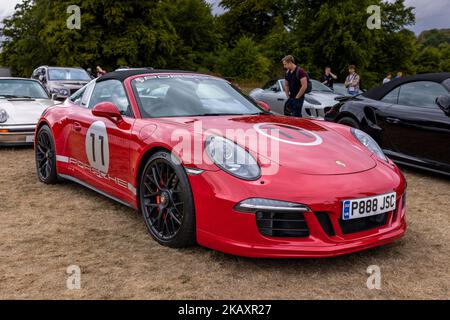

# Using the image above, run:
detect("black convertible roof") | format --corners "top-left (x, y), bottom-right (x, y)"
top-left (363, 72), bottom-right (450, 101)
top-left (97, 68), bottom-right (198, 82)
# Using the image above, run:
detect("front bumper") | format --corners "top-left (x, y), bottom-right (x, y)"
top-left (0, 125), bottom-right (35, 146)
top-left (188, 162), bottom-right (407, 258)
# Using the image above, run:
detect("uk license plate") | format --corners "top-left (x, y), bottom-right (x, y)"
top-left (342, 192), bottom-right (396, 220)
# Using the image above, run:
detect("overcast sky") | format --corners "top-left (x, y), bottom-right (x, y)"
top-left (1, 0), bottom-right (449, 34)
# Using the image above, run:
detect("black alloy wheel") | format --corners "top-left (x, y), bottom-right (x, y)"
top-left (35, 125), bottom-right (58, 184)
top-left (139, 151), bottom-right (196, 248)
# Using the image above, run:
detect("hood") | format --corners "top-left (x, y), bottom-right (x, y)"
top-left (158, 114), bottom-right (377, 175)
top-left (308, 91), bottom-right (341, 106)
top-left (0, 98), bottom-right (55, 124)
top-left (48, 80), bottom-right (89, 89)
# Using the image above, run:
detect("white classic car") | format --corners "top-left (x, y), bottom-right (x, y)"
top-left (0, 78), bottom-right (56, 146)
top-left (249, 79), bottom-right (342, 119)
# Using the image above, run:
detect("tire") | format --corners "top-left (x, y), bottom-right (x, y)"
top-left (284, 102), bottom-right (292, 116)
top-left (338, 116), bottom-right (360, 129)
top-left (139, 151), bottom-right (196, 248)
top-left (35, 125), bottom-right (58, 184)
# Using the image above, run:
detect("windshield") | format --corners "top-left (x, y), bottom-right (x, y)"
top-left (311, 79), bottom-right (333, 92)
top-left (48, 68), bottom-right (91, 81)
top-left (132, 75), bottom-right (264, 118)
top-left (279, 79), bottom-right (333, 93)
top-left (0, 79), bottom-right (48, 99)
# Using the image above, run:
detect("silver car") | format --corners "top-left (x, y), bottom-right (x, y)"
top-left (0, 78), bottom-right (56, 146)
top-left (250, 79), bottom-right (341, 119)
top-left (31, 66), bottom-right (92, 100)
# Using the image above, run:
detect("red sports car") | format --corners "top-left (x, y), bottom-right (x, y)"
top-left (34, 69), bottom-right (407, 258)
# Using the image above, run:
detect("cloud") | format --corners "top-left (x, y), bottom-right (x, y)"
top-left (402, 0), bottom-right (450, 34)
top-left (0, 0), bottom-right (21, 19)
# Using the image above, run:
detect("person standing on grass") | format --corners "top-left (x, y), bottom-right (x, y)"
top-left (321, 67), bottom-right (337, 89)
top-left (282, 55), bottom-right (308, 117)
top-left (345, 65), bottom-right (360, 96)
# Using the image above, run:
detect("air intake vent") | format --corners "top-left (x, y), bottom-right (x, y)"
top-left (256, 211), bottom-right (309, 238)
top-left (315, 212), bottom-right (335, 236)
top-left (339, 213), bottom-right (388, 234)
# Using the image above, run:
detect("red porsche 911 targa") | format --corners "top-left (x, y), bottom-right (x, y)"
top-left (34, 69), bottom-right (407, 258)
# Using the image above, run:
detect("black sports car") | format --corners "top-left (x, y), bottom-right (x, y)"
top-left (325, 73), bottom-right (450, 176)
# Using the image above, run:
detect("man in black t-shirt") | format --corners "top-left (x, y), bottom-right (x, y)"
top-left (320, 67), bottom-right (337, 89)
top-left (282, 55), bottom-right (307, 117)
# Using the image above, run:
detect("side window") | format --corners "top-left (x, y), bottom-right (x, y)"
top-left (381, 87), bottom-right (400, 104)
top-left (263, 80), bottom-right (277, 90)
top-left (88, 80), bottom-right (131, 115)
top-left (69, 87), bottom-right (86, 106)
top-left (80, 82), bottom-right (95, 108)
top-left (69, 81), bottom-right (94, 107)
top-left (398, 81), bottom-right (448, 108)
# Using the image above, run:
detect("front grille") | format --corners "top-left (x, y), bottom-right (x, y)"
top-left (256, 211), bottom-right (309, 238)
top-left (339, 213), bottom-right (388, 235)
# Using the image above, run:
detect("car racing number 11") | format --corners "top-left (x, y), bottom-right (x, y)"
top-left (85, 121), bottom-right (110, 173)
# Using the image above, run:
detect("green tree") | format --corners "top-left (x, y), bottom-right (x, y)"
top-left (1, 0), bottom-right (218, 76)
top-left (215, 36), bottom-right (271, 81)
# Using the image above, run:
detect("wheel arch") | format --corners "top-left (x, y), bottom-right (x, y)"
top-left (335, 111), bottom-right (361, 126)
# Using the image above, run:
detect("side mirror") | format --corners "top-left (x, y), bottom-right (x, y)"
top-left (92, 102), bottom-right (123, 123)
top-left (51, 93), bottom-right (58, 101)
top-left (270, 87), bottom-right (279, 92)
top-left (39, 75), bottom-right (46, 83)
top-left (436, 95), bottom-right (450, 115)
top-left (257, 101), bottom-right (271, 112)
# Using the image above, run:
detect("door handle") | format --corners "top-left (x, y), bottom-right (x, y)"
top-left (277, 98), bottom-right (285, 101)
top-left (73, 122), bottom-right (82, 132)
top-left (386, 117), bottom-right (401, 124)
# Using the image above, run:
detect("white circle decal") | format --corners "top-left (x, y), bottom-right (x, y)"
top-left (86, 121), bottom-right (110, 173)
top-left (254, 122), bottom-right (323, 146)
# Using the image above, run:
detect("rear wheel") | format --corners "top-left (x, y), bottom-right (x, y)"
top-left (284, 102), bottom-right (292, 116)
top-left (35, 125), bottom-right (58, 184)
top-left (338, 116), bottom-right (360, 129)
top-left (139, 151), bottom-right (196, 248)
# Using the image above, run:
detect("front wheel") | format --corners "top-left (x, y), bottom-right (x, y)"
top-left (139, 151), bottom-right (196, 248)
top-left (35, 125), bottom-right (58, 184)
top-left (337, 117), bottom-right (360, 129)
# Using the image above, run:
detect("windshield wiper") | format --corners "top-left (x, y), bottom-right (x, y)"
top-left (1, 94), bottom-right (35, 99)
top-left (192, 113), bottom-right (244, 117)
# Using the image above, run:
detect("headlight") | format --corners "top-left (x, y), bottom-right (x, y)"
top-left (51, 88), bottom-right (69, 96)
top-left (205, 136), bottom-right (261, 180)
top-left (0, 109), bottom-right (8, 123)
top-left (351, 128), bottom-right (388, 162)
top-left (304, 96), bottom-right (321, 105)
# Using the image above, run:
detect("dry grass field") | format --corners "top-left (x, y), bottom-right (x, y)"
top-left (0, 147), bottom-right (449, 299)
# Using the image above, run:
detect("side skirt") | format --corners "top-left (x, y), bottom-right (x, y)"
top-left (58, 174), bottom-right (137, 209)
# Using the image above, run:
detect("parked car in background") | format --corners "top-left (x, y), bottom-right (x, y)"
top-left (325, 73), bottom-right (450, 176)
top-left (249, 79), bottom-right (341, 119)
top-left (333, 83), bottom-right (363, 96)
top-left (31, 66), bottom-right (92, 101)
top-left (0, 78), bottom-right (56, 146)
